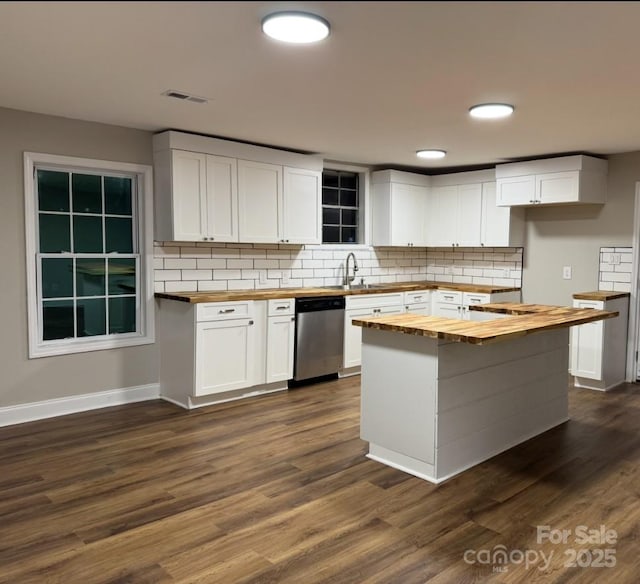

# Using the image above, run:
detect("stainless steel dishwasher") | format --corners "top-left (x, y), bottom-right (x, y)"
top-left (293, 296), bottom-right (345, 382)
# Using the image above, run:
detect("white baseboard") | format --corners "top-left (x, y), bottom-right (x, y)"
top-left (0, 383), bottom-right (160, 428)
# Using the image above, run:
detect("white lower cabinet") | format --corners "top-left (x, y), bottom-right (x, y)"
top-left (158, 298), bottom-right (295, 408)
top-left (195, 318), bottom-right (257, 395)
top-left (404, 290), bottom-right (431, 315)
top-left (266, 299), bottom-right (295, 383)
top-left (432, 290), bottom-right (521, 319)
top-left (343, 293), bottom-right (404, 371)
top-left (570, 295), bottom-right (629, 391)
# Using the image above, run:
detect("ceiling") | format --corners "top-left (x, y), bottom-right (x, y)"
top-left (2, 1), bottom-right (640, 172)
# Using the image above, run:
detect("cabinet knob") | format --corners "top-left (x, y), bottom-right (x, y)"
top-left (248, 320), bottom-right (254, 326)
top-left (480, 243), bottom-right (484, 246)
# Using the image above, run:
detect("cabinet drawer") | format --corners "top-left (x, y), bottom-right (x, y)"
top-left (463, 292), bottom-right (490, 306)
top-left (345, 292), bottom-right (404, 310)
top-left (268, 298), bottom-right (294, 316)
top-left (196, 301), bottom-right (253, 322)
top-left (404, 290), bottom-right (431, 305)
top-left (573, 299), bottom-right (604, 311)
top-left (434, 290), bottom-right (462, 305)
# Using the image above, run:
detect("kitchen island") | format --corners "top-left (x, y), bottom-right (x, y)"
top-left (352, 303), bottom-right (617, 483)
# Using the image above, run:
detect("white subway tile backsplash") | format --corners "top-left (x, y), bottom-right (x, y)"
top-left (154, 243), bottom-right (523, 293)
top-left (599, 246), bottom-right (633, 291)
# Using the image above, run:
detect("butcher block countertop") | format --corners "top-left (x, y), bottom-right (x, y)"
top-left (155, 281), bottom-right (520, 303)
top-left (352, 302), bottom-right (617, 345)
top-left (572, 291), bottom-right (630, 301)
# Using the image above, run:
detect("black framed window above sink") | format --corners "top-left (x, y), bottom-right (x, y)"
top-left (322, 170), bottom-right (359, 244)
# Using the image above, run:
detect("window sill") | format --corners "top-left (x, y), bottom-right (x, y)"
top-left (29, 333), bottom-right (155, 359)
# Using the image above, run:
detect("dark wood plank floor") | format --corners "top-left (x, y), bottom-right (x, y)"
top-left (1, 377), bottom-right (639, 583)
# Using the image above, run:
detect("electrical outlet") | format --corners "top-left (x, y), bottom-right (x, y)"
top-left (502, 268), bottom-right (510, 278)
top-left (258, 271), bottom-right (267, 285)
top-left (562, 266), bottom-right (572, 280)
top-left (281, 271), bottom-right (290, 285)
top-left (445, 265), bottom-right (453, 275)
top-left (611, 253), bottom-right (621, 265)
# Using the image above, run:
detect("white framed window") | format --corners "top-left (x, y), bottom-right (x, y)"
top-left (24, 152), bottom-right (154, 358)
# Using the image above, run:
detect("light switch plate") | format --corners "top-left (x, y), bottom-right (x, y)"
top-left (259, 271), bottom-right (267, 285)
top-left (281, 271), bottom-right (290, 285)
top-left (562, 266), bottom-right (572, 280)
top-left (611, 253), bottom-right (621, 265)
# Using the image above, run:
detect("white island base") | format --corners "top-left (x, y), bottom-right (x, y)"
top-left (360, 327), bottom-right (570, 484)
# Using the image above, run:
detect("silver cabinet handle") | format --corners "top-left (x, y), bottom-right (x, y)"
top-left (218, 308), bottom-right (235, 314)
top-left (276, 305), bottom-right (288, 310)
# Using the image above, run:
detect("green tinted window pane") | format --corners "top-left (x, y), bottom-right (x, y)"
top-left (72, 174), bottom-right (102, 214)
top-left (340, 190), bottom-right (358, 208)
top-left (73, 215), bottom-right (103, 253)
top-left (105, 217), bottom-right (133, 253)
top-left (104, 177), bottom-right (132, 215)
top-left (42, 258), bottom-right (73, 298)
top-left (76, 259), bottom-right (106, 297)
top-left (340, 173), bottom-right (358, 190)
top-left (322, 171), bottom-right (339, 188)
top-left (322, 225), bottom-right (340, 243)
top-left (109, 297), bottom-right (136, 334)
top-left (38, 170), bottom-right (69, 212)
top-left (42, 300), bottom-right (75, 340)
top-left (342, 209), bottom-right (358, 226)
top-left (341, 227), bottom-right (357, 243)
top-left (39, 213), bottom-right (71, 252)
top-left (108, 258), bottom-right (136, 295)
top-left (77, 298), bottom-right (106, 337)
top-left (322, 187), bottom-right (339, 205)
top-left (322, 208), bottom-right (340, 225)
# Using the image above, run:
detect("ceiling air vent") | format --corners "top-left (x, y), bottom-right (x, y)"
top-left (162, 89), bottom-right (209, 104)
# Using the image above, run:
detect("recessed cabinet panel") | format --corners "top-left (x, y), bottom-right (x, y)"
top-left (206, 155), bottom-right (238, 242)
top-left (238, 160), bottom-right (282, 243)
top-left (283, 167), bottom-right (321, 244)
top-left (537, 171), bottom-right (579, 204)
top-left (266, 315), bottom-right (295, 382)
top-left (195, 319), bottom-right (254, 395)
top-left (428, 186), bottom-right (457, 246)
top-left (172, 150), bottom-right (207, 241)
top-left (456, 184), bottom-right (482, 247)
top-left (496, 175), bottom-right (535, 206)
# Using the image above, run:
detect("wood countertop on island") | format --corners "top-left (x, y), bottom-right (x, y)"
top-left (351, 302), bottom-right (617, 345)
top-left (572, 290), bottom-right (630, 301)
top-left (155, 281), bottom-right (521, 303)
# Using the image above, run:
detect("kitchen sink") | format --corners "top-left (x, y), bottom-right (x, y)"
top-left (323, 284), bottom-right (387, 290)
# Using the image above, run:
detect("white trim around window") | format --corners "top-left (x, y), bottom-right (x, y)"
top-left (24, 152), bottom-right (155, 358)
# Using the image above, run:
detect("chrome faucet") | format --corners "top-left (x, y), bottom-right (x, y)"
top-left (344, 252), bottom-right (359, 287)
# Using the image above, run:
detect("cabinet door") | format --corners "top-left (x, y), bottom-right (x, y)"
top-left (206, 155), bottom-right (238, 242)
top-left (481, 182), bottom-right (510, 246)
top-left (344, 308), bottom-right (373, 369)
top-left (195, 319), bottom-right (256, 395)
top-left (405, 303), bottom-right (430, 315)
top-left (427, 186), bottom-right (457, 246)
top-left (171, 150), bottom-right (207, 241)
top-left (462, 293), bottom-right (490, 320)
top-left (391, 183), bottom-right (427, 246)
top-left (496, 175), bottom-right (535, 206)
top-left (432, 302), bottom-right (462, 318)
top-left (266, 315), bottom-right (295, 383)
top-left (238, 160), bottom-right (282, 243)
top-left (282, 167), bottom-right (321, 244)
top-left (537, 171), bottom-right (579, 204)
top-left (570, 300), bottom-right (604, 379)
top-left (456, 183), bottom-right (482, 247)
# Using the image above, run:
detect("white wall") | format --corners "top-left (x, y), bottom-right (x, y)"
top-left (522, 152), bottom-right (640, 305)
top-left (0, 107), bottom-right (158, 407)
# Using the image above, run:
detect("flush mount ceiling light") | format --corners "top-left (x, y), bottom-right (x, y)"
top-left (416, 149), bottom-right (447, 160)
top-left (262, 12), bottom-right (330, 43)
top-left (469, 103), bottom-right (514, 119)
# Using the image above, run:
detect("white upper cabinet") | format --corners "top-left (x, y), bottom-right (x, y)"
top-left (153, 131), bottom-right (323, 244)
top-left (282, 167), bottom-right (321, 244)
top-left (496, 155), bottom-right (608, 207)
top-left (480, 182), bottom-right (525, 247)
top-left (206, 155), bottom-right (238, 242)
top-left (427, 181), bottom-right (481, 247)
top-left (371, 170), bottom-right (430, 246)
top-left (238, 160), bottom-right (282, 243)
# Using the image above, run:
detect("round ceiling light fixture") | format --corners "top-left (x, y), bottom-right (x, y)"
top-left (416, 149), bottom-right (447, 160)
top-left (262, 12), bottom-right (330, 44)
top-left (469, 103), bottom-right (514, 119)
